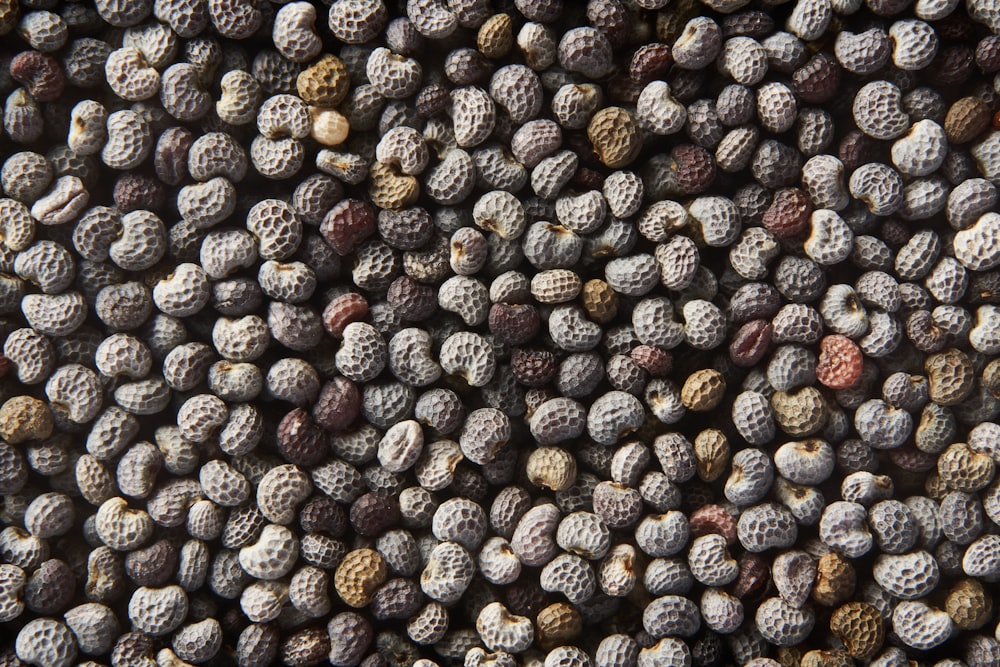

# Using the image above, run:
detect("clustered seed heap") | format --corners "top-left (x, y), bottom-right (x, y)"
top-left (3, 0), bottom-right (1000, 666)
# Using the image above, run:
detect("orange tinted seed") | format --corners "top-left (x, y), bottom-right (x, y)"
top-left (816, 335), bottom-right (863, 390)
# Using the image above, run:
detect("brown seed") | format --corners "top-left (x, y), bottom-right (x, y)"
top-left (588, 107), bottom-right (642, 168)
top-left (888, 445), bottom-right (937, 473)
top-left (280, 627), bottom-right (331, 667)
top-left (477, 14), bottom-right (513, 59)
top-left (655, 0), bottom-right (700, 41)
top-left (800, 649), bottom-right (855, 667)
top-left (925, 348), bottom-right (975, 406)
top-left (297, 54), bottom-right (351, 106)
top-left (631, 345), bottom-right (672, 378)
top-left (667, 144), bottom-right (716, 195)
top-left (334, 548), bottom-right (387, 608)
top-left (0, 396), bottom-right (54, 445)
top-left (792, 52), bottom-right (841, 104)
top-left (688, 504), bottom-right (737, 544)
top-left (830, 601), bottom-right (884, 659)
top-left (629, 43), bottom-right (673, 84)
top-left (9, 51), bottom-right (64, 102)
top-left (581, 279), bottom-right (619, 324)
top-left (489, 303), bottom-right (540, 346)
top-left (983, 358), bottom-right (1000, 398)
top-left (771, 387), bottom-right (828, 436)
top-left (526, 447), bottom-right (577, 492)
top-left (277, 408), bottom-right (328, 467)
top-left (812, 552), bottom-right (855, 606)
top-left (511, 348), bottom-right (557, 388)
top-left (368, 162), bottom-right (419, 211)
top-left (693, 428), bottom-right (730, 482)
top-left (734, 553), bottom-right (770, 601)
top-left (681, 369), bottom-right (726, 411)
top-left (729, 319), bottom-right (773, 367)
top-left (313, 377), bottom-right (361, 433)
top-left (816, 335), bottom-right (863, 390)
top-left (762, 188), bottom-right (812, 239)
top-left (925, 45), bottom-right (975, 87)
top-left (838, 130), bottom-right (879, 171)
top-left (323, 292), bottom-right (369, 338)
top-left (350, 493), bottom-right (401, 537)
top-left (944, 96), bottom-right (991, 144)
top-left (945, 578), bottom-right (993, 630)
top-left (535, 602), bottom-right (583, 650)
top-left (505, 576), bottom-right (549, 617)
top-left (320, 199), bottom-right (377, 256)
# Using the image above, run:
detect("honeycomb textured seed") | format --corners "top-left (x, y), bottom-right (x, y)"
top-left (3, 0), bottom-right (1000, 661)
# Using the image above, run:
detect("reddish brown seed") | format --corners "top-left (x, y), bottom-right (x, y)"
top-left (670, 144), bottom-right (716, 195)
top-left (629, 42), bottom-right (673, 83)
top-left (489, 303), bottom-right (540, 346)
top-left (0, 355), bottom-right (10, 380)
top-left (300, 495), bottom-right (347, 536)
top-left (688, 504), bottom-right (738, 545)
top-left (570, 166), bottom-right (605, 191)
top-left (976, 35), bottom-right (1000, 73)
top-left (879, 219), bottom-right (910, 248)
top-left (631, 345), bottom-right (672, 378)
top-left (605, 75), bottom-right (644, 106)
top-left (816, 335), bottom-right (863, 390)
top-left (350, 493), bottom-right (401, 537)
top-left (505, 575), bottom-right (550, 617)
top-left (313, 377), bottom-right (361, 432)
top-left (387, 276), bottom-right (437, 321)
top-left (277, 408), bottom-right (329, 467)
top-left (416, 83), bottom-right (450, 118)
top-left (9, 51), bottom-right (65, 102)
top-left (734, 553), bottom-right (770, 602)
top-left (793, 53), bottom-right (841, 104)
top-left (323, 292), bottom-right (369, 338)
top-left (925, 46), bottom-right (974, 87)
top-left (320, 199), bottom-right (377, 256)
top-left (762, 188), bottom-right (812, 239)
top-left (511, 347), bottom-right (557, 387)
top-left (888, 445), bottom-right (937, 473)
top-left (934, 12), bottom-right (976, 40)
top-left (565, 132), bottom-right (602, 168)
top-left (837, 130), bottom-right (880, 172)
top-left (113, 173), bottom-right (167, 212)
top-left (729, 320), bottom-right (773, 367)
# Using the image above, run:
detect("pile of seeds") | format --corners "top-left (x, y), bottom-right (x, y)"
top-left (2, 0), bottom-right (1000, 665)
